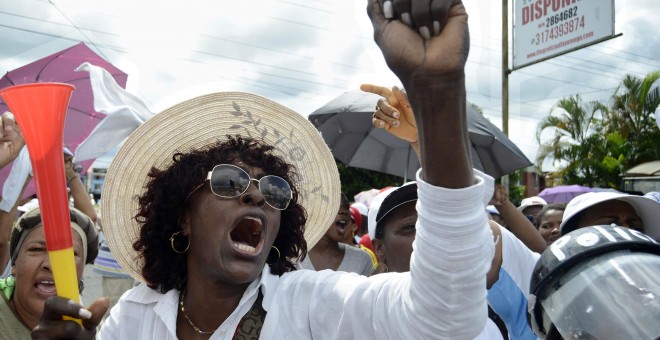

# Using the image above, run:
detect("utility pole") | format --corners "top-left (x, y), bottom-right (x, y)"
top-left (502, 0), bottom-right (510, 188)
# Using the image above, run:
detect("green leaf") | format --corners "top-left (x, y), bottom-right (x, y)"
top-left (602, 156), bottom-right (619, 171)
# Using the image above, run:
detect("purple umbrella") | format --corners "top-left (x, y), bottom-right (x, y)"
top-left (0, 42), bottom-right (128, 199)
top-left (538, 184), bottom-right (594, 203)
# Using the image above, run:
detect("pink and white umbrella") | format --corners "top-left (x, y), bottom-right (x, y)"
top-left (0, 42), bottom-right (128, 201)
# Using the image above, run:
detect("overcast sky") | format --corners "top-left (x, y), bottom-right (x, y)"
top-left (1, 0), bottom-right (659, 170)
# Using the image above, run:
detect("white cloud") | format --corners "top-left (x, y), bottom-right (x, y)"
top-left (2, 0), bottom-right (660, 170)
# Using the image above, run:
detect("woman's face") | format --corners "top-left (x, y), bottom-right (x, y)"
top-left (576, 200), bottom-right (643, 231)
top-left (538, 209), bottom-right (563, 245)
top-left (324, 206), bottom-right (350, 243)
top-left (11, 226), bottom-right (85, 319)
top-left (183, 161), bottom-right (282, 285)
top-left (374, 201), bottom-right (417, 272)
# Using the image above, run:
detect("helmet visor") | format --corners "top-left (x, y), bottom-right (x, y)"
top-left (541, 251), bottom-right (660, 340)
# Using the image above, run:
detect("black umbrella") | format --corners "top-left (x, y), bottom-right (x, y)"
top-left (309, 90), bottom-right (532, 179)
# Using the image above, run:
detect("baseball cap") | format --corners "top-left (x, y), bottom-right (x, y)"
top-left (517, 196), bottom-right (547, 213)
top-left (560, 191), bottom-right (660, 239)
top-left (350, 202), bottom-right (368, 216)
top-left (350, 202), bottom-right (369, 236)
top-left (368, 182), bottom-right (417, 240)
top-left (349, 205), bottom-right (363, 230)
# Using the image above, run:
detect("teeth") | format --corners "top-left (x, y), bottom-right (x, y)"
top-left (245, 216), bottom-right (263, 226)
top-left (39, 281), bottom-right (54, 285)
top-left (234, 242), bottom-right (257, 253)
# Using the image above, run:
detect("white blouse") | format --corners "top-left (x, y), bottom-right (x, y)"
top-left (99, 169), bottom-right (495, 340)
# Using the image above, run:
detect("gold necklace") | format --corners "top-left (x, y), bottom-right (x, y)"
top-left (179, 289), bottom-right (217, 335)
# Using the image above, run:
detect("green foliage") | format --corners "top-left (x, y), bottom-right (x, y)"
top-left (505, 169), bottom-right (526, 206)
top-left (537, 71), bottom-right (660, 189)
top-left (601, 156), bottom-right (619, 172)
top-left (336, 162), bottom-right (403, 201)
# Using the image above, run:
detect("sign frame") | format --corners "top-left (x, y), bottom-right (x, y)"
top-left (512, 0), bottom-right (617, 70)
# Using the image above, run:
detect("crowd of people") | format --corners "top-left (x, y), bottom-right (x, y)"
top-left (0, 0), bottom-right (659, 339)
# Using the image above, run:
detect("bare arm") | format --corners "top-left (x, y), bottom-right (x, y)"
top-left (490, 184), bottom-right (546, 253)
top-left (65, 158), bottom-right (97, 223)
top-left (0, 111), bottom-right (25, 169)
top-left (0, 111), bottom-right (26, 273)
top-left (368, 1), bottom-right (493, 338)
top-left (369, 0), bottom-right (472, 187)
top-left (0, 204), bottom-right (16, 274)
top-left (0, 177), bottom-right (31, 273)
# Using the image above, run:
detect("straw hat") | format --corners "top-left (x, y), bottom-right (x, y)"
top-left (101, 92), bottom-right (340, 282)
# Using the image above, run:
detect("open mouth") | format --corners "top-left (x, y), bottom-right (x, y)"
top-left (230, 216), bottom-right (264, 254)
top-left (335, 220), bottom-right (346, 234)
top-left (35, 280), bottom-right (57, 295)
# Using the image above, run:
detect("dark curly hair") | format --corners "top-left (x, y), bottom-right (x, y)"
top-left (133, 135), bottom-right (308, 293)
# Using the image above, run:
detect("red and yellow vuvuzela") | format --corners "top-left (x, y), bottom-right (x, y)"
top-left (0, 83), bottom-right (81, 324)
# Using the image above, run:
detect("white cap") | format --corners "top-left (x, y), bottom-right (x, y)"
top-left (560, 192), bottom-right (660, 239)
top-left (367, 182), bottom-right (417, 240)
top-left (518, 196), bottom-right (547, 213)
top-left (350, 202), bottom-right (368, 216)
top-left (17, 198), bottom-right (39, 213)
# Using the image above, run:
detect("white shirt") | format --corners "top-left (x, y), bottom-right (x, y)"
top-left (487, 226), bottom-right (541, 340)
top-left (99, 170), bottom-right (495, 340)
top-left (299, 242), bottom-right (373, 276)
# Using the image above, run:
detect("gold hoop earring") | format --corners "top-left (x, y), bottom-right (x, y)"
top-left (170, 231), bottom-right (190, 254)
top-left (267, 246), bottom-right (281, 265)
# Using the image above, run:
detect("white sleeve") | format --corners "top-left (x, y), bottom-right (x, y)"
top-left (265, 169), bottom-right (495, 340)
top-left (97, 303), bottom-right (120, 340)
top-left (406, 169), bottom-right (495, 339)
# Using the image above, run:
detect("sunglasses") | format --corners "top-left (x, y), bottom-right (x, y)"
top-left (188, 164), bottom-right (292, 210)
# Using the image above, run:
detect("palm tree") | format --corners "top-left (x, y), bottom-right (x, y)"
top-left (535, 95), bottom-right (604, 175)
top-left (609, 71), bottom-right (660, 164)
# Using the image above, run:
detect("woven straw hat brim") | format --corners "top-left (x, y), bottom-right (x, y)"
top-left (101, 92), bottom-right (340, 282)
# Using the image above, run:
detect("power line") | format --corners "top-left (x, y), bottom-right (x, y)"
top-left (591, 45), bottom-right (660, 69)
top-left (0, 23), bottom-right (352, 91)
top-left (198, 33), bottom-right (362, 72)
top-left (472, 32), bottom-right (660, 74)
top-left (47, 0), bottom-right (111, 61)
top-left (470, 40), bottom-right (639, 83)
top-left (276, 0), bottom-right (334, 14)
top-left (4, 3), bottom-right (657, 114)
top-left (1, 10), bottom-right (364, 81)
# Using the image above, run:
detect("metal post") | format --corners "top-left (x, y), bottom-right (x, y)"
top-left (501, 0), bottom-right (511, 189)
top-left (502, 0), bottom-right (509, 137)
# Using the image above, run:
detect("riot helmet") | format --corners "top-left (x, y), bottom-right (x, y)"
top-left (528, 225), bottom-right (660, 339)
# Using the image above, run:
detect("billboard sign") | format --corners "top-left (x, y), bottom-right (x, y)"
top-left (513, 0), bottom-right (615, 69)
